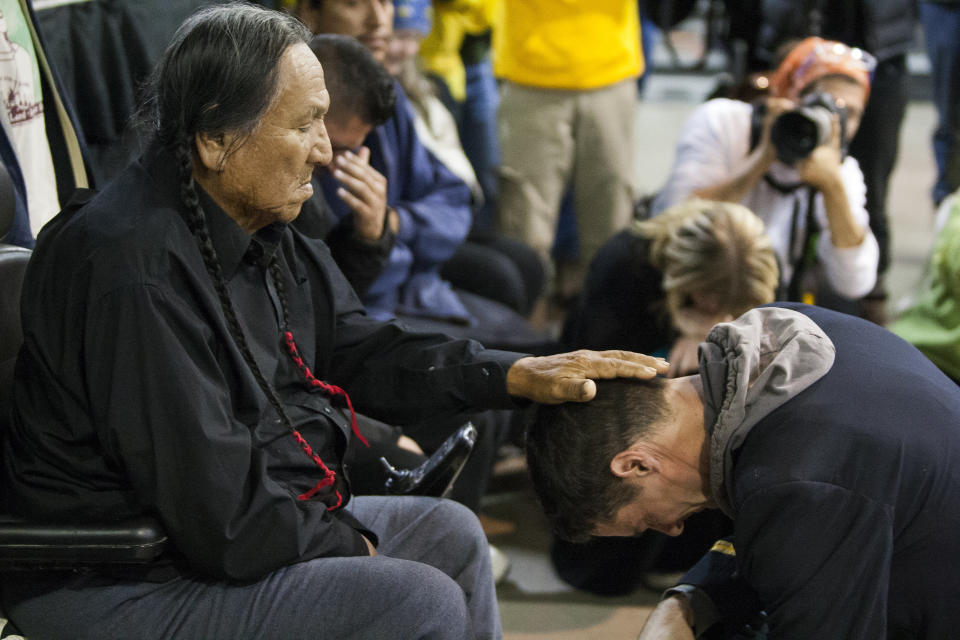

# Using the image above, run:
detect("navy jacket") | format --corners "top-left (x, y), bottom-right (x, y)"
top-left (690, 304), bottom-right (960, 638)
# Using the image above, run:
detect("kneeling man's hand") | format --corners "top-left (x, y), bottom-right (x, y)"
top-left (506, 350), bottom-right (669, 404)
top-left (637, 594), bottom-right (695, 640)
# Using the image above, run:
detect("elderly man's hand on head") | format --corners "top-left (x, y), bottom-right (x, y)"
top-left (506, 350), bottom-right (669, 404)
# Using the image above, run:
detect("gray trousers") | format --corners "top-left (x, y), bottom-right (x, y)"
top-left (1, 496), bottom-right (501, 639)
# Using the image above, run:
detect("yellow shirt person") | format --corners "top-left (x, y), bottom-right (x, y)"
top-left (492, 0), bottom-right (643, 90)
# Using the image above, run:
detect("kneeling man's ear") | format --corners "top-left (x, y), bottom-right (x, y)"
top-left (610, 447), bottom-right (657, 478)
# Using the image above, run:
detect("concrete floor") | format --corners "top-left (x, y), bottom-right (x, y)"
top-left (491, 66), bottom-right (941, 640)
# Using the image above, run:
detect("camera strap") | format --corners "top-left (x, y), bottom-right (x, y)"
top-left (785, 187), bottom-right (821, 302)
top-left (748, 101), bottom-right (765, 153)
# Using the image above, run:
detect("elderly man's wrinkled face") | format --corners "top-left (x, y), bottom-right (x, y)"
top-left (297, 0), bottom-right (394, 63)
top-left (200, 43), bottom-right (332, 232)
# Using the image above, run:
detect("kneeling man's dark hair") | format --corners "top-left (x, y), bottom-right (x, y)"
top-left (526, 378), bottom-right (668, 542)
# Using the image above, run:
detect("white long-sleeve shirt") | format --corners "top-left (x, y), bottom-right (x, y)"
top-left (652, 98), bottom-right (879, 299)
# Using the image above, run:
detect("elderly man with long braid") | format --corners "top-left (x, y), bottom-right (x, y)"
top-left (0, 4), bottom-right (666, 639)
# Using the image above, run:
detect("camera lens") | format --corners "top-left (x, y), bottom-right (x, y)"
top-left (771, 112), bottom-right (820, 164)
top-left (770, 103), bottom-right (835, 165)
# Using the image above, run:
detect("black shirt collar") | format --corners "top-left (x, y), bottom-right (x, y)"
top-left (195, 186), bottom-right (254, 278)
top-left (196, 188), bottom-right (295, 279)
top-left (143, 141), bottom-right (289, 279)
top-left (246, 222), bottom-right (287, 269)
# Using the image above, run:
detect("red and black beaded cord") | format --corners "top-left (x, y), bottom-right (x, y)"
top-left (281, 330), bottom-right (370, 505)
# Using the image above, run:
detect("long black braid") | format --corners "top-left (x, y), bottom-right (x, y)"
top-left (174, 137), bottom-right (289, 429)
top-left (141, 3), bottom-right (355, 507)
top-left (174, 135), bottom-right (347, 507)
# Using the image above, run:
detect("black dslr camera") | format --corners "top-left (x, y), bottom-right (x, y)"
top-left (768, 91), bottom-right (848, 165)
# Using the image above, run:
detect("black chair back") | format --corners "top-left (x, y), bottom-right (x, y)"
top-left (0, 162), bottom-right (16, 244)
top-left (0, 215), bottom-right (168, 570)
top-left (0, 245), bottom-right (29, 432)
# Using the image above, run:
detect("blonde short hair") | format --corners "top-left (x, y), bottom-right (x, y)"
top-left (634, 199), bottom-right (779, 318)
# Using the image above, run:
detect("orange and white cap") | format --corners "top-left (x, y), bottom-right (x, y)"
top-left (769, 37), bottom-right (876, 102)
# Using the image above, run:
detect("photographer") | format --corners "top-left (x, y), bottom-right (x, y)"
top-left (653, 37), bottom-right (879, 304)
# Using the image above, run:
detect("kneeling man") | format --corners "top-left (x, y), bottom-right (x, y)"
top-left (527, 303), bottom-right (960, 639)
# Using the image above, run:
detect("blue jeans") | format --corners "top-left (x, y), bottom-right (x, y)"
top-left (920, 2), bottom-right (960, 205)
top-left (460, 60), bottom-right (501, 231)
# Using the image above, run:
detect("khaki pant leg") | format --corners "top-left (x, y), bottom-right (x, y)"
top-left (497, 81), bottom-right (577, 267)
top-left (571, 78), bottom-right (638, 265)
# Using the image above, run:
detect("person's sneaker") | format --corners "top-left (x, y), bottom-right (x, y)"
top-left (489, 544), bottom-right (512, 584)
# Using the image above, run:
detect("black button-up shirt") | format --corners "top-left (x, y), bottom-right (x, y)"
top-left (3, 146), bottom-right (521, 581)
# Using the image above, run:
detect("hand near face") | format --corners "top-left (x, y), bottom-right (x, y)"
top-left (667, 336), bottom-right (702, 379)
top-left (669, 307), bottom-right (734, 378)
top-left (506, 350), bottom-right (669, 404)
top-left (332, 146), bottom-right (395, 240)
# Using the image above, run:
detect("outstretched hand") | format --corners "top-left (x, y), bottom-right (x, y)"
top-left (505, 350), bottom-right (669, 404)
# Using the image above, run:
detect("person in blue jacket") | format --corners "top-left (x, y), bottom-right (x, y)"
top-left (295, 0), bottom-right (473, 325)
top-left (320, 58), bottom-right (473, 324)
top-left (304, 16), bottom-right (552, 354)
top-left (527, 303), bottom-right (960, 639)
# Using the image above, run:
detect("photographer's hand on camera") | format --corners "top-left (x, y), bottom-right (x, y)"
top-left (795, 113), bottom-right (844, 191)
top-left (796, 115), bottom-right (866, 249)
